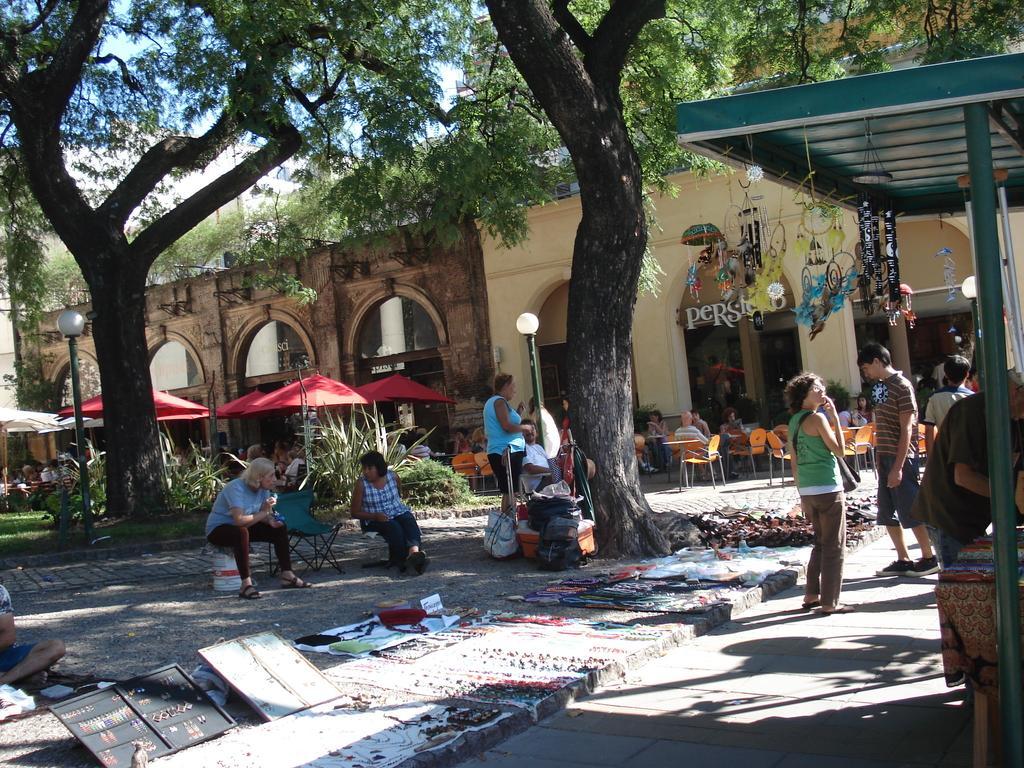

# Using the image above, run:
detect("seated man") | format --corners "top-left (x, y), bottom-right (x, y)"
top-left (520, 420), bottom-right (551, 492)
top-left (674, 411), bottom-right (709, 445)
top-left (0, 584), bottom-right (65, 686)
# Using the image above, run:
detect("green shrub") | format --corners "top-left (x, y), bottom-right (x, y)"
top-left (396, 459), bottom-right (476, 509)
top-left (305, 406), bottom-right (420, 507)
top-left (161, 437), bottom-right (226, 514)
top-left (825, 380), bottom-right (852, 411)
top-left (633, 403), bottom-right (657, 435)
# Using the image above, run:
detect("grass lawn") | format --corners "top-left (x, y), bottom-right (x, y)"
top-left (0, 510), bottom-right (206, 558)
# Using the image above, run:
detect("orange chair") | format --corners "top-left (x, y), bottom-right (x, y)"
top-left (851, 424), bottom-right (875, 472)
top-left (681, 435), bottom-right (726, 489)
top-left (765, 430), bottom-right (791, 486)
top-left (474, 451), bottom-right (498, 492)
top-left (773, 424), bottom-right (789, 442)
top-left (731, 427), bottom-right (768, 478)
top-left (451, 452), bottom-right (480, 490)
top-left (917, 423), bottom-right (928, 465)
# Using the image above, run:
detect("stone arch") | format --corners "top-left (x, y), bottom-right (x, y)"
top-left (229, 309), bottom-right (317, 379)
top-left (148, 332), bottom-right (206, 390)
top-left (345, 283), bottom-right (448, 361)
top-left (51, 351), bottom-right (102, 408)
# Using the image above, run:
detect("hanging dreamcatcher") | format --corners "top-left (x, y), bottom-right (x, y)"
top-left (793, 203), bottom-right (859, 339)
top-left (937, 247), bottom-right (957, 301)
top-left (723, 181), bottom-right (771, 288)
top-left (680, 223), bottom-right (723, 302)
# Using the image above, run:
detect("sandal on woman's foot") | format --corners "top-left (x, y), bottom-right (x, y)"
top-left (280, 575), bottom-right (312, 589)
top-left (238, 585), bottom-right (261, 600)
top-left (819, 604), bottom-right (854, 615)
top-left (801, 600), bottom-right (821, 611)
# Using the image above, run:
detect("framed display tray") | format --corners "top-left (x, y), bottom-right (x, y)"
top-left (199, 631), bottom-right (344, 721)
top-left (50, 664), bottom-right (235, 767)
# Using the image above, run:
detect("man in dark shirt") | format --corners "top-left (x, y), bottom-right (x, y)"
top-left (913, 369), bottom-right (1024, 567)
top-left (857, 342), bottom-right (938, 576)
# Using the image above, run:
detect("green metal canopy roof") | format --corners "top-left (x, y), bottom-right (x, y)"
top-left (676, 53), bottom-right (1024, 214)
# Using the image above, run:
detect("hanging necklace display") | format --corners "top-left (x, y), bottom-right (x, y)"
top-left (882, 204), bottom-right (903, 325)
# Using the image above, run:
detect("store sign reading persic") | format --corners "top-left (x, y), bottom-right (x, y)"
top-left (684, 298), bottom-right (750, 330)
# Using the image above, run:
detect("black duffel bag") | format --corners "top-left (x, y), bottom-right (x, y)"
top-left (526, 495), bottom-right (578, 532)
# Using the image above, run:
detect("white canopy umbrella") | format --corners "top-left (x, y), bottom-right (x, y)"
top-left (0, 408), bottom-right (61, 488)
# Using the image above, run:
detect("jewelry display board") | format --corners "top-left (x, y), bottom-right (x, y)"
top-left (49, 664), bottom-right (235, 767)
top-left (199, 631), bottom-right (344, 721)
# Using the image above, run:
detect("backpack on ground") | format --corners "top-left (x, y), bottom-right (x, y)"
top-left (536, 515), bottom-right (582, 571)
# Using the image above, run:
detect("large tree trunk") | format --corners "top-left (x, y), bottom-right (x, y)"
top-left (486, 0), bottom-right (674, 557)
top-left (87, 262), bottom-right (166, 517)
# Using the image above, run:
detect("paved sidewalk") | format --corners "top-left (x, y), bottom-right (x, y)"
top-left (458, 533), bottom-right (971, 768)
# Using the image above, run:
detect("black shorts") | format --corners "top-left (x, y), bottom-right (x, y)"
top-left (488, 451), bottom-right (524, 494)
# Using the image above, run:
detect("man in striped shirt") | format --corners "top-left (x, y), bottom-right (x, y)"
top-left (857, 343), bottom-right (939, 576)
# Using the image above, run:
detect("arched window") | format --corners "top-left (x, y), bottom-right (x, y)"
top-left (59, 358), bottom-right (102, 407)
top-left (150, 340), bottom-right (202, 390)
top-left (245, 321), bottom-right (310, 377)
top-left (358, 296), bottom-right (440, 359)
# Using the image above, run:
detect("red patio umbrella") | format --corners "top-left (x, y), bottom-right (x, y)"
top-left (58, 389), bottom-right (209, 421)
top-left (217, 389), bottom-right (271, 419)
top-left (357, 374), bottom-right (455, 405)
top-left (235, 373), bottom-right (368, 417)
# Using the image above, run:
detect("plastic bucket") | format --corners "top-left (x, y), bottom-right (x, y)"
top-left (211, 550), bottom-right (241, 592)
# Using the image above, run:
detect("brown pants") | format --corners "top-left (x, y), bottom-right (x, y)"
top-left (800, 491), bottom-right (846, 610)
top-left (207, 522), bottom-right (291, 580)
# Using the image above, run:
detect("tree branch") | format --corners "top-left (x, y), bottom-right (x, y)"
top-left (587, 0), bottom-right (666, 87)
top-left (552, 0), bottom-right (591, 53)
top-left (129, 122), bottom-right (301, 268)
top-left (10, 0), bottom-right (61, 36)
top-left (91, 52), bottom-right (143, 92)
top-left (97, 112), bottom-right (237, 228)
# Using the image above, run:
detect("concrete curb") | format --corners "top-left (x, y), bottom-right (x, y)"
top-left (398, 523), bottom-right (888, 768)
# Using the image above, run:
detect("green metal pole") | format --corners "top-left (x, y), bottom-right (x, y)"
top-left (964, 102), bottom-right (1023, 767)
top-left (969, 299), bottom-right (983, 391)
top-left (67, 336), bottom-right (94, 543)
top-left (525, 333), bottom-right (545, 446)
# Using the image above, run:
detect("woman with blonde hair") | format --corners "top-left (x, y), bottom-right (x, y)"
top-left (206, 457), bottom-right (311, 599)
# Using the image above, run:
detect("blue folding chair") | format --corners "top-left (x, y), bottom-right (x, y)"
top-left (268, 488), bottom-right (344, 574)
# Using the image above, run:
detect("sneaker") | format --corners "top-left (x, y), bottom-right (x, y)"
top-left (875, 559), bottom-right (914, 576)
top-left (910, 556), bottom-right (940, 576)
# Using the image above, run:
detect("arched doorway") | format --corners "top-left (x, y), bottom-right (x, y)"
top-left (536, 282), bottom-right (569, 415)
top-left (235, 319), bottom-right (314, 452)
top-left (356, 296), bottom-right (449, 445)
top-left (679, 272), bottom-right (800, 425)
top-left (150, 340), bottom-right (203, 391)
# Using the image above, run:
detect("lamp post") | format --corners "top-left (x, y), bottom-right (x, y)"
top-left (57, 310), bottom-right (93, 543)
top-left (961, 276), bottom-right (982, 390)
top-left (515, 312), bottom-right (544, 446)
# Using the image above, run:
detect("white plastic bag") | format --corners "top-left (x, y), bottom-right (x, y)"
top-left (484, 507), bottom-right (519, 559)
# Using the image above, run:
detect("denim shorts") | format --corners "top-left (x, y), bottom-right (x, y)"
top-left (0, 642), bottom-right (34, 673)
top-left (876, 453), bottom-right (922, 529)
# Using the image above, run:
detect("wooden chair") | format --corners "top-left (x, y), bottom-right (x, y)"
top-left (731, 427), bottom-right (768, 478)
top-left (851, 424), bottom-right (875, 472)
top-left (765, 430), bottom-right (791, 486)
top-left (681, 435), bottom-right (726, 489)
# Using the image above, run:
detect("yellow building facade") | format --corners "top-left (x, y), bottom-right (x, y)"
top-left (482, 170), bottom-right (1024, 427)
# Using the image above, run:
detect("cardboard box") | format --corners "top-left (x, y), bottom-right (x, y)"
top-left (517, 519), bottom-right (596, 559)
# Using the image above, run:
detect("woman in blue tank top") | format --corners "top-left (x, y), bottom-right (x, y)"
top-left (482, 373), bottom-right (527, 513)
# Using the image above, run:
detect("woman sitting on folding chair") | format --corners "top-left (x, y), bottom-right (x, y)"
top-left (206, 458), bottom-right (312, 600)
top-left (350, 451), bottom-right (428, 574)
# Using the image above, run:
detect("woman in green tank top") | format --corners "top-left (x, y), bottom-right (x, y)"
top-left (785, 373), bottom-right (853, 615)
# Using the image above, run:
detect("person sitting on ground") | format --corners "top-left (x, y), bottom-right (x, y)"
top-left (690, 410), bottom-right (711, 438)
top-left (520, 419), bottom-right (552, 492)
top-left (913, 368), bottom-right (1024, 567)
top-left (246, 443), bottom-right (264, 461)
top-left (647, 410), bottom-right (673, 468)
top-left (0, 584), bottom-right (65, 686)
top-left (921, 355), bottom-right (974, 455)
top-left (206, 458), bottom-right (311, 599)
top-left (350, 451), bottom-right (428, 574)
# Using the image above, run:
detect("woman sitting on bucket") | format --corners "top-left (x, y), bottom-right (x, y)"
top-left (351, 451), bottom-right (429, 574)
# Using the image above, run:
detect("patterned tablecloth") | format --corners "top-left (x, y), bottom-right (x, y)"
top-left (935, 530), bottom-right (1024, 691)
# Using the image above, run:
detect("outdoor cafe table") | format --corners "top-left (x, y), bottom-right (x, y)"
top-left (934, 530), bottom-right (1024, 767)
